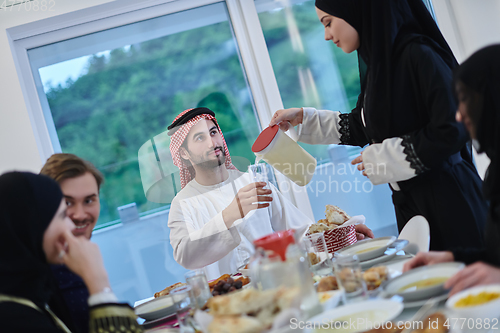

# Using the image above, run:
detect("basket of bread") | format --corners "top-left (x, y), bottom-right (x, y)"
top-left (306, 205), bottom-right (362, 254)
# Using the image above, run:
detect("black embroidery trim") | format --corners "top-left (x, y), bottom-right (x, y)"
top-left (401, 134), bottom-right (429, 174)
top-left (339, 113), bottom-right (351, 145)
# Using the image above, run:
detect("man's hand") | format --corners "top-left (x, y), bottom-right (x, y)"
top-left (269, 108), bottom-right (304, 132)
top-left (351, 151), bottom-right (368, 177)
top-left (403, 251), bottom-right (454, 272)
top-left (445, 262), bottom-right (500, 296)
top-left (355, 224), bottom-right (374, 240)
top-left (222, 182), bottom-right (272, 227)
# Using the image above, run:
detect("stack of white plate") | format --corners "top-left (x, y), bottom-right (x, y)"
top-left (335, 236), bottom-right (408, 269)
top-left (134, 294), bottom-right (177, 324)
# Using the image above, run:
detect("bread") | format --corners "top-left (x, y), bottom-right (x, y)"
top-left (325, 205), bottom-right (350, 225)
top-left (307, 205), bottom-right (351, 235)
top-left (317, 276), bottom-right (338, 292)
top-left (207, 287), bottom-right (301, 331)
top-left (308, 252), bottom-right (320, 265)
top-left (154, 282), bottom-right (186, 298)
top-left (308, 222), bottom-right (330, 234)
top-left (208, 315), bottom-right (263, 333)
top-left (207, 288), bottom-right (276, 316)
top-left (415, 312), bottom-right (448, 333)
top-left (363, 266), bottom-right (388, 290)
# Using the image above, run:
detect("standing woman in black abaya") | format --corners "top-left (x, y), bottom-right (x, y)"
top-left (270, 0), bottom-right (487, 251)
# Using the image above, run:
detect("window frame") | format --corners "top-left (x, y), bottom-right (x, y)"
top-left (6, 0), bottom-right (315, 225)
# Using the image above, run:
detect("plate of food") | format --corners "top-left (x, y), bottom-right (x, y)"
top-left (446, 284), bottom-right (500, 320)
top-left (317, 290), bottom-right (343, 311)
top-left (335, 236), bottom-right (397, 262)
top-left (134, 294), bottom-right (177, 321)
top-left (304, 300), bottom-right (403, 333)
top-left (359, 239), bottom-right (409, 269)
top-left (382, 262), bottom-right (464, 302)
top-left (209, 273), bottom-right (251, 296)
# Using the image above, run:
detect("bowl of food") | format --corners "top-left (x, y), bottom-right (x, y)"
top-left (305, 299), bottom-right (403, 333)
top-left (317, 290), bottom-right (343, 311)
top-left (382, 262), bottom-right (464, 302)
top-left (134, 294), bottom-right (176, 321)
top-left (446, 284), bottom-right (500, 321)
top-left (335, 236), bottom-right (397, 262)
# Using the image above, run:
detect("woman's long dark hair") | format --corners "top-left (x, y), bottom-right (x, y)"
top-left (454, 44), bottom-right (500, 199)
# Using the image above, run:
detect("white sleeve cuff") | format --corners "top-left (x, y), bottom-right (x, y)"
top-left (362, 137), bottom-right (417, 185)
top-left (88, 290), bottom-right (119, 307)
top-left (297, 107), bottom-right (342, 145)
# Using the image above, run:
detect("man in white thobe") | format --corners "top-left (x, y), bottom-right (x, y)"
top-left (167, 107), bottom-right (372, 280)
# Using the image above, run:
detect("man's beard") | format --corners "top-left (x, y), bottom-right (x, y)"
top-left (191, 146), bottom-right (226, 170)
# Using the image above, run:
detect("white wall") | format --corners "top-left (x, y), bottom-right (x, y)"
top-left (0, 0), bottom-right (115, 174)
top-left (433, 0), bottom-right (500, 61)
top-left (433, 0), bottom-right (500, 178)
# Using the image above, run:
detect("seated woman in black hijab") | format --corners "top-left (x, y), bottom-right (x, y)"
top-left (270, 0), bottom-right (487, 252)
top-left (0, 172), bottom-right (143, 333)
top-left (404, 44), bottom-right (500, 296)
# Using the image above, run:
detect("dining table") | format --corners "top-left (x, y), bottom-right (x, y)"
top-left (139, 250), bottom-right (498, 333)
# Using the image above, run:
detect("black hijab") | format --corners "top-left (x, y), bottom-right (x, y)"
top-left (315, 0), bottom-right (458, 142)
top-left (0, 172), bottom-right (63, 308)
top-left (454, 44), bottom-right (500, 200)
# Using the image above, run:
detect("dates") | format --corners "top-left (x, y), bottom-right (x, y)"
top-left (211, 277), bottom-right (244, 296)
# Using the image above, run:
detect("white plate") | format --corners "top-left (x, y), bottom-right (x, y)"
top-left (402, 292), bottom-right (449, 308)
top-left (383, 262), bottom-right (464, 302)
top-left (336, 236), bottom-right (397, 262)
top-left (305, 300), bottom-right (403, 333)
top-left (360, 239), bottom-right (409, 269)
top-left (134, 294), bottom-right (176, 321)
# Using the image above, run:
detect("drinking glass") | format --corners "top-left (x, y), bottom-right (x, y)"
top-left (248, 163), bottom-right (270, 186)
top-left (332, 254), bottom-right (368, 304)
top-left (170, 285), bottom-right (200, 333)
top-left (184, 270), bottom-right (212, 309)
top-left (302, 233), bottom-right (333, 276)
top-left (248, 163), bottom-right (272, 219)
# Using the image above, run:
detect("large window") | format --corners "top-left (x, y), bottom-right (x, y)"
top-left (30, 3), bottom-right (261, 228)
top-left (256, 0), bottom-right (362, 165)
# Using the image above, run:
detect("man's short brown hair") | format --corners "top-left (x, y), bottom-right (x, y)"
top-left (40, 153), bottom-right (104, 190)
